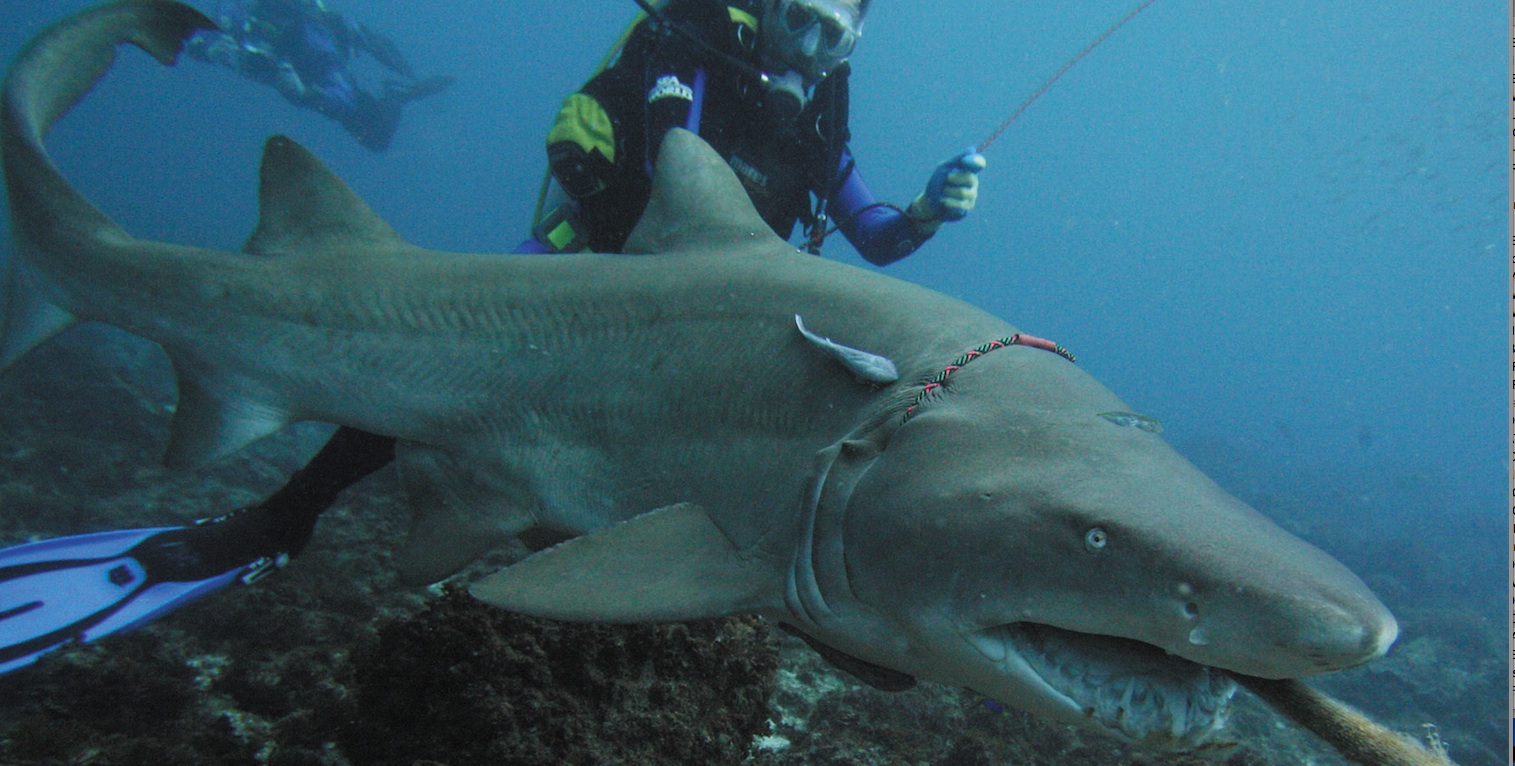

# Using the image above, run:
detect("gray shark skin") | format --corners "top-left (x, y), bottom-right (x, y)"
top-left (2, 1), bottom-right (1397, 749)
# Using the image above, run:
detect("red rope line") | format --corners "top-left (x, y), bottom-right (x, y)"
top-left (976, 0), bottom-right (1159, 155)
top-left (902, 334), bottom-right (1075, 423)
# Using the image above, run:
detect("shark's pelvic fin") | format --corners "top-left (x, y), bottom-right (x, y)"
top-left (794, 314), bottom-right (899, 384)
top-left (392, 444), bottom-right (523, 586)
top-left (623, 128), bottom-right (785, 256)
top-left (470, 503), bottom-right (779, 623)
top-left (395, 506), bottom-right (510, 586)
top-left (243, 136), bottom-right (403, 256)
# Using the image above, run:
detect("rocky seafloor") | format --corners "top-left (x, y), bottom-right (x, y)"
top-left (0, 328), bottom-right (1498, 766)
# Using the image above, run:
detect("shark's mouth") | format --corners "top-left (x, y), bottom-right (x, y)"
top-left (981, 623), bottom-right (1238, 749)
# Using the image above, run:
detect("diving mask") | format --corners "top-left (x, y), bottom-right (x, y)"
top-left (762, 0), bottom-right (865, 81)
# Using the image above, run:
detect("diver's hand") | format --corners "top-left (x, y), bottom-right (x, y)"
top-left (909, 150), bottom-right (987, 226)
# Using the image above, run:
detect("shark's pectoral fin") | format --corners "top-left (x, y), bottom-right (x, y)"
top-left (794, 314), bottom-right (899, 385)
top-left (471, 503), bottom-right (780, 623)
top-left (244, 136), bottom-right (404, 257)
top-left (163, 371), bottom-right (292, 469)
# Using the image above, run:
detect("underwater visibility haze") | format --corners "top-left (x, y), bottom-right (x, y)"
top-left (0, 1), bottom-right (1502, 764)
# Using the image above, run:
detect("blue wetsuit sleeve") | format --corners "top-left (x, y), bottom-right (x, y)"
top-left (831, 149), bottom-right (931, 266)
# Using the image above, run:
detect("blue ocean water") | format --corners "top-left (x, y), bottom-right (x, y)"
top-left (0, 0), bottom-right (1504, 758)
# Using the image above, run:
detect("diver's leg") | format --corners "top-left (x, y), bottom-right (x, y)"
top-left (326, 88), bottom-right (399, 152)
top-left (354, 21), bottom-right (414, 78)
top-left (381, 75), bottom-right (454, 104)
top-left (155, 426), bottom-right (395, 568)
top-left (0, 428), bottom-right (396, 674)
top-left (255, 426), bottom-right (397, 555)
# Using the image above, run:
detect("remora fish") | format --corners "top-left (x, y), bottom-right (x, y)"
top-left (1, 1), bottom-right (1397, 750)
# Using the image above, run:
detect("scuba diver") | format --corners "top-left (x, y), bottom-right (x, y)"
top-left (187, 0), bottom-right (454, 152)
top-left (523, 0), bottom-right (984, 261)
top-left (0, 0), bottom-right (985, 675)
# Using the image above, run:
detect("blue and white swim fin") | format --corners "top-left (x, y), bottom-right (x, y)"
top-left (0, 514), bottom-right (286, 675)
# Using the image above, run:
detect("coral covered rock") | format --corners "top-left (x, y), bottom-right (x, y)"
top-left (341, 585), bottom-right (779, 765)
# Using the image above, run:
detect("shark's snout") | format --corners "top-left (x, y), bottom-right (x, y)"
top-left (1174, 561), bottom-right (1399, 680)
top-left (1361, 609), bottom-right (1399, 660)
top-left (1268, 591), bottom-right (1399, 675)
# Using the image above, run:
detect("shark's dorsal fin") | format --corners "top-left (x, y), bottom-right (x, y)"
top-left (623, 128), bottom-right (785, 255)
top-left (470, 503), bottom-right (781, 622)
top-left (243, 135), bottom-right (402, 256)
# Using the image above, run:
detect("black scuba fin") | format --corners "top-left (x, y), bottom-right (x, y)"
top-left (0, 512), bottom-right (287, 676)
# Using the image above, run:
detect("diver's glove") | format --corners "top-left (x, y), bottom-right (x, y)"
top-left (908, 150), bottom-right (987, 232)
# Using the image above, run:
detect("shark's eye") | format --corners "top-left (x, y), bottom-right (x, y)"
top-left (1084, 527), bottom-right (1108, 552)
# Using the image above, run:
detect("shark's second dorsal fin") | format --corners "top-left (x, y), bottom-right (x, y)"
top-left (243, 135), bottom-right (402, 256)
top-left (623, 128), bottom-right (784, 255)
top-left (163, 370), bottom-right (292, 470)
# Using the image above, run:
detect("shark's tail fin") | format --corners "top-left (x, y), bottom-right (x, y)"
top-left (1, 1), bottom-right (216, 367)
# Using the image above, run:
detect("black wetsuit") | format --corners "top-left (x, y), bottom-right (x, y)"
top-left (544, 0), bottom-right (929, 263)
top-left (550, 0), bottom-right (848, 253)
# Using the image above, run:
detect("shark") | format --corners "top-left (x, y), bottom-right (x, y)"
top-left (2, 1), bottom-right (1397, 750)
